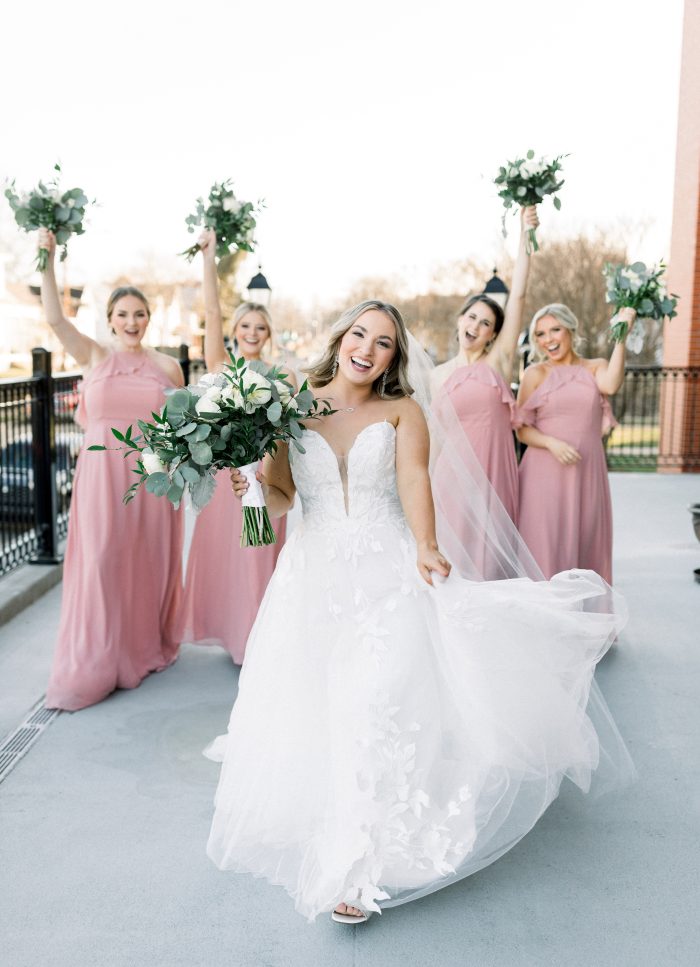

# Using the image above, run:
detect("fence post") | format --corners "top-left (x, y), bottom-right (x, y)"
top-left (178, 343), bottom-right (191, 385)
top-left (30, 348), bottom-right (61, 564)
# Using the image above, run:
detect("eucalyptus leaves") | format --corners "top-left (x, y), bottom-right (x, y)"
top-left (4, 164), bottom-right (92, 271)
top-left (603, 261), bottom-right (678, 344)
top-left (494, 150), bottom-right (566, 253)
top-left (181, 180), bottom-right (261, 262)
top-left (89, 355), bottom-right (332, 547)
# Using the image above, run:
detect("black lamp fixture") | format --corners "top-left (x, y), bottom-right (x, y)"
top-left (245, 266), bottom-right (272, 307)
top-left (483, 268), bottom-right (509, 308)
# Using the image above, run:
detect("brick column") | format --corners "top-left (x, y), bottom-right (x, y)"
top-left (661, 0), bottom-right (700, 471)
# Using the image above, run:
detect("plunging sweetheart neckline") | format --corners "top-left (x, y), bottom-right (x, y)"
top-left (303, 420), bottom-right (396, 463)
top-left (301, 421), bottom-right (397, 516)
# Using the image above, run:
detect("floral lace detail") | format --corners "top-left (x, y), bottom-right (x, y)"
top-left (290, 421), bottom-right (478, 911)
top-left (291, 422), bottom-right (404, 533)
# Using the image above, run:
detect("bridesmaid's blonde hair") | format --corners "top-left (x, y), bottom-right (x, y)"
top-left (231, 302), bottom-right (273, 346)
top-left (306, 300), bottom-right (414, 400)
top-left (529, 303), bottom-right (584, 361)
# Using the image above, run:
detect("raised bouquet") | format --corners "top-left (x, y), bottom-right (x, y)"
top-left (603, 260), bottom-right (679, 345)
top-left (4, 164), bottom-right (92, 271)
top-left (90, 357), bottom-right (332, 547)
top-left (494, 150), bottom-right (566, 253)
top-left (180, 179), bottom-right (261, 262)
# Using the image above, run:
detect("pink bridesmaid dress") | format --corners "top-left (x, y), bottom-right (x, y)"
top-left (517, 365), bottom-right (616, 583)
top-left (46, 352), bottom-right (184, 711)
top-left (435, 362), bottom-right (519, 523)
top-left (179, 477), bottom-right (286, 664)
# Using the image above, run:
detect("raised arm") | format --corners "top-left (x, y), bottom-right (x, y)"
top-left (593, 308), bottom-right (636, 396)
top-left (38, 229), bottom-right (103, 368)
top-left (490, 206), bottom-right (538, 380)
top-left (395, 398), bottom-right (451, 585)
top-left (200, 228), bottom-right (228, 371)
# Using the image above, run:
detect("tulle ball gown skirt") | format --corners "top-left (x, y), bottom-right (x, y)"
top-left (206, 423), bottom-right (633, 920)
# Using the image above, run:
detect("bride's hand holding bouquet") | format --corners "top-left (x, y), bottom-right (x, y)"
top-left (91, 357), bottom-right (333, 547)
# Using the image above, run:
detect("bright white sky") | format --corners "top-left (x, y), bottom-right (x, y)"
top-left (1, 0), bottom-right (685, 310)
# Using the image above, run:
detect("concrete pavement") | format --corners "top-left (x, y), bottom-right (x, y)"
top-left (0, 473), bottom-right (698, 967)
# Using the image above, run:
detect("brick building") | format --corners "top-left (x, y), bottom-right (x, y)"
top-left (662, 0), bottom-right (700, 469)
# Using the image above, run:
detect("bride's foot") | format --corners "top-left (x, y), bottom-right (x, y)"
top-left (331, 902), bottom-right (370, 924)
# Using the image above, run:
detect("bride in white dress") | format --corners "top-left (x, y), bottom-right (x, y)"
top-left (206, 300), bottom-right (633, 924)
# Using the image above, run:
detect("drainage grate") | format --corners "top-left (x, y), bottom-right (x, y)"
top-left (0, 699), bottom-right (60, 784)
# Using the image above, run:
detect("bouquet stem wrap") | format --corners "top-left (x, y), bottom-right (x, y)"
top-left (239, 462), bottom-right (276, 547)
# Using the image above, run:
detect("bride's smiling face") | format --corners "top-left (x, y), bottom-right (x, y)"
top-left (337, 309), bottom-right (397, 386)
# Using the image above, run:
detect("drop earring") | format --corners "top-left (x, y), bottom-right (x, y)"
top-left (331, 354), bottom-right (339, 378)
top-left (379, 370), bottom-right (388, 396)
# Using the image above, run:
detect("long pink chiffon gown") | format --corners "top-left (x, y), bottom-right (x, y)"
top-left (435, 362), bottom-right (519, 523)
top-left (179, 476), bottom-right (286, 664)
top-left (45, 351), bottom-right (183, 711)
top-left (517, 364), bottom-right (616, 583)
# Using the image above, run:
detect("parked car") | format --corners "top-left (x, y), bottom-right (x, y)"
top-left (0, 433), bottom-right (81, 521)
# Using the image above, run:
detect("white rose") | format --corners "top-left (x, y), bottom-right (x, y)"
top-left (275, 380), bottom-right (293, 404)
top-left (197, 372), bottom-right (226, 390)
top-left (195, 396), bottom-right (222, 416)
top-left (220, 383), bottom-right (235, 401)
top-left (223, 196), bottom-right (243, 213)
top-left (621, 268), bottom-right (643, 294)
top-left (240, 369), bottom-right (272, 408)
top-left (142, 450), bottom-right (167, 475)
top-left (204, 385), bottom-right (222, 402)
top-left (285, 397), bottom-right (298, 412)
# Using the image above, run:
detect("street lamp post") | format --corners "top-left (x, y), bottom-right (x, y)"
top-left (245, 267), bottom-right (272, 307)
top-left (483, 268), bottom-right (509, 309)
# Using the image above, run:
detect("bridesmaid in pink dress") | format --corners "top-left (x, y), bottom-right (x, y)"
top-left (430, 206), bottom-right (539, 524)
top-left (179, 229), bottom-right (288, 664)
top-left (516, 303), bottom-right (636, 583)
top-left (39, 230), bottom-right (185, 711)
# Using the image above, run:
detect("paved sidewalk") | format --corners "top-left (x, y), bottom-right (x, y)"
top-left (0, 474), bottom-right (698, 967)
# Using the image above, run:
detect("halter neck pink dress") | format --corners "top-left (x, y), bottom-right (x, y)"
top-left (45, 351), bottom-right (183, 711)
top-left (517, 365), bottom-right (616, 583)
top-left (179, 475), bottom-right (286, 664)
top-left (434, 362), bottom-right (519, 524)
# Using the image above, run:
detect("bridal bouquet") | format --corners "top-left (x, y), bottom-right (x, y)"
top-left (180, 179), bottom-right (261, 262)
top-left (603, 260), bottom-right (679, 345)
top-left (89, 357), bottom-right (332, 546)
top-left (494, 150), bottom-right (566, 253)
top-left (4, 164), bottom-right (92, 271)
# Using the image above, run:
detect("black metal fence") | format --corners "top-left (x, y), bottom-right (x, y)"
top-left (605, 366), bottom-right (700, 472)
top-left (0, 350), bottom-right (82, 577)
top-left (0, 355), bottom-right (698, 579)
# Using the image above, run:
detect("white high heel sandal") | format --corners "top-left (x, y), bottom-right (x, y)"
top-left (331, 906), bottom-right (371, 925)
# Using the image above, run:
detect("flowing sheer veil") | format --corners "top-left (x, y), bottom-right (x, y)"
top-left (406, 332), bottom-right (635, 796)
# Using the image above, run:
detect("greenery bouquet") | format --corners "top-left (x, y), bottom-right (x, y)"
top-left (180, 180), bottom-right (261, 262)
top-left (90, 356), bottom-right (332, 547)
top-left (494, 151), bottom-right (566, 253)
top-left (603, 260), bottom-right (678, 345)
top-left (4, 163), bottom-right (92, 271)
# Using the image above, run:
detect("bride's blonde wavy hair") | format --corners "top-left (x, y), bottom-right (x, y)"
top-left (306, 300), bottom-right (414, 399)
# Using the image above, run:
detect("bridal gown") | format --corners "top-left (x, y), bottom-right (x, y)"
top-left (206, 420), bottom-right (632, 920)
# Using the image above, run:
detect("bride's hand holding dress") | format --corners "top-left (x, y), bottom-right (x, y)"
top-left (207, 300), bottom-right (633, 924)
